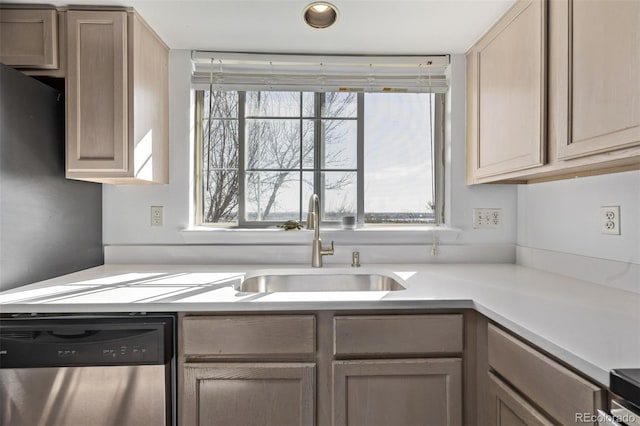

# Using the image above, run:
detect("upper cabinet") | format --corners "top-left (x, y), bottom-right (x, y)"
top-left (468, 0), bottom-right (640, 184)
top-left (466, 0), bottom-right (546, 182)
top-left (65, 10), bottom-right (169, 184)
top-left (554, 0), bottom-right (640, 159)
top-left (0, 7), bottom-right (64, 76)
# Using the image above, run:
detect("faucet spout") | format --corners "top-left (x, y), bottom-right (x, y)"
top-left (307, 194), bottom-right (334, 267)
top-left (306, 194), bottom-right (320, 231)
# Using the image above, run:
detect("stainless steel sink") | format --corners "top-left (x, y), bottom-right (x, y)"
top-left (236, 268), bottom-right (406, 293)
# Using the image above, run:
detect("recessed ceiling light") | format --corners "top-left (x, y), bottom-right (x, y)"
top-left (303, 2), bottom-right (339, 29)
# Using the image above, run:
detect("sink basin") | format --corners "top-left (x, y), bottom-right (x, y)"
top-left (236, 268), bottom-right (406, 293)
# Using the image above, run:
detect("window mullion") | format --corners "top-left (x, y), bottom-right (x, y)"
top-left (238, 91), bottom-right (247, 227)
top-left (314, 93), bottom-right (323, 220)
top-left (357, 92), bottom-right (364, 225)
top-left (299, 92), bottom-right (304, 222)
top-left (194, 91), bottom-right (204, 226)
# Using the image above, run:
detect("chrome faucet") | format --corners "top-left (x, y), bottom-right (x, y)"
top-left (307, 194), bottom-right (334, 267)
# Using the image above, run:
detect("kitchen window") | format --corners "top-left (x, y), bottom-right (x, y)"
top-left (191, 52), bottom-right (448, 228)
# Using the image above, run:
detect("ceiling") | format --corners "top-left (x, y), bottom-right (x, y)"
top-left (8, 0), bottom-right (516, 54)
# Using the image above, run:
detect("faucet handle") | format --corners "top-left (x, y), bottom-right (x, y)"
top-left (351, 251), bottom-right (361, 267)
top-left (323, 240), bottom-right (335, 256)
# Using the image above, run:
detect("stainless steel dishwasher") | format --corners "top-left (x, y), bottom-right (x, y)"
top-left (0, 315), bottom-right (175, 426)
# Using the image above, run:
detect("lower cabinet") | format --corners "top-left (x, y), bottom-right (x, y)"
top-left (488, 372), bottom-right (553, 426)
top-left (333, 358), bottom-right (462, 426)
top-left (487, 324), bottom-right (604, 425)
top-left (179, 312), bottom-right (466, 426)
top-left (182, 362), bottom-right (315, 426)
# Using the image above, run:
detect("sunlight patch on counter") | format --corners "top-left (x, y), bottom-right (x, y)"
top-left (71, 273), bottom-right (167, 286)
top-left (0, 285), bottom-right (100, 304)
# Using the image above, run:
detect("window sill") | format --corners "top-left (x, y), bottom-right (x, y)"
top-left (180, 225), bottom-right (461, 245)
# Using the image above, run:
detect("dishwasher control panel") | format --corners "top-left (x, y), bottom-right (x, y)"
top-left (0, 315), bottom-right (173, 368)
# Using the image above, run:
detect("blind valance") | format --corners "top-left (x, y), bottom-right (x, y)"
top-left (191, 51), bottom-right (449, 93)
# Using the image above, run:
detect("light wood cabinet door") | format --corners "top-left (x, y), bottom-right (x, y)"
top-left (556, 0), bottom-right (640, 159)
top-left (488, 373), bottom-right (554, 426)
top-left (466, 0), bottom-right (546, 182)
top-left (66, 10), bottom-right (129, 178)
top-left (182, 362), bottom-right (315, 426)
top-left (0, 8), bottom-right (58, 69)
top-left (333, 358), bottom-right (462, 426)
top-left (65, 10), bottom-right (169, 184)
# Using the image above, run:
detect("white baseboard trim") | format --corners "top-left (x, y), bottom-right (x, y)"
top-left (516, 246), bottom-right (640, 294)
top-left (104, 244), bottom-right (516, 265)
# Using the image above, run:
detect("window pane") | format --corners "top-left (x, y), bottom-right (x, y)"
top-left (323, 120), bottom-right (357, 169)
top-left (245, 172), bottom-right (301, 221)
top-left (322, 171), bottom-right (357, 221)
top-left (301, 171), bottom-right (315, 221)
top-left (302, 92), bottom-right (315, 117)
top-left (322, 92), bottom-right (357, 117)
top-left (246, 91), bottom-right (301, 117)
top-left (204, 90), bottom-right (238, 118)
top-left (203, 119), bottom-right (239, 169)
top-left (202, 112), bottom-right (239, 224)
top-left (302, 119), bottom-right (315, 168)
top-left (364, 93), bottom-right (434, 224)
top-left (203, 171), bottom-right (238, 223)
top-left (246, 119), bottom-right (301, 170)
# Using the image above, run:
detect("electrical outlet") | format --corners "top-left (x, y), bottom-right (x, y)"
top-left (600, 206), bottom-right (620, 235)
top-left (473, 208), bottom-right (502, 229)
top-left (151, 206), bottom-right (163, 227)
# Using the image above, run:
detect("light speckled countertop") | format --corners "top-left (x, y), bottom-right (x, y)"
top-left (1, 263), bottom-right (638, 387)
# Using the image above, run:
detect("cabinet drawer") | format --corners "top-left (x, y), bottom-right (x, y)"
top-left (182, 315), bottom-right (315, 356)
top-left (333, 314), bottom-right (463, 356)
top-left (0, 9), bottom-right (58, 68)
top-left (488, 324), bottom-right (604, 425)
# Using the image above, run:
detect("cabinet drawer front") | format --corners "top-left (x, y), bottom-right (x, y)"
top-left (333, 314), bottom-right (463, 356)
top-left (488, 324), bottom-right (603, 425)
top-left (182, 315), bottom-right (315, 356)
top-left (0, 9), bottom-right (58, 68)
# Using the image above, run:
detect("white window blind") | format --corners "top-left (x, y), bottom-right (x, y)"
top-left (191, 51), bottom-right (449, 93)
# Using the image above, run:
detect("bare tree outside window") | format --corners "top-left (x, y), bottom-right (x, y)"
top-left (202, 90), bottom-right (356, 224)
top-left (202, 91), bottom-right (238, 223)
top-left (198, 90), bottom-right (438, 226)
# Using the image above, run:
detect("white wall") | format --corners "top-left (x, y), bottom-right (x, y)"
top-left (517, 170), bottom-right (640, 264)
top-left (102, 52), bottom-right (518, 261)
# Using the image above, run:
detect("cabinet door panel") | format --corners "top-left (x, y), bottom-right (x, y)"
top-left (488, 373), bottom-right (554, 426)
top-left (558, 0), bottom-right (640, 159)
top-left (470, 0), bottom-right (546, 179)
top-left (66, 11), bottom-right (129, 177)
top-left (183, 363), bottom-right (315, 426)
top-left (333, 358), bottom-right (462, 426)
top-left (0, 9), bottom-right (57, 68)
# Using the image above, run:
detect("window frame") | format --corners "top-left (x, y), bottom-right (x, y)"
top-left (194, 90), bottom-right (445, 228)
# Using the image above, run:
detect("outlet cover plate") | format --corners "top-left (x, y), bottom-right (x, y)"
top-left (600, 205), bottom-right (620, 235)
top-left (151, 206), bottom-right (163, 227)
top-left (473, 208), bottom-right (502, 229)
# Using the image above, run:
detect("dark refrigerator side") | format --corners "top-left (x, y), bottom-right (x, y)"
top-left (0, 64), bottom-right (103, 292)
